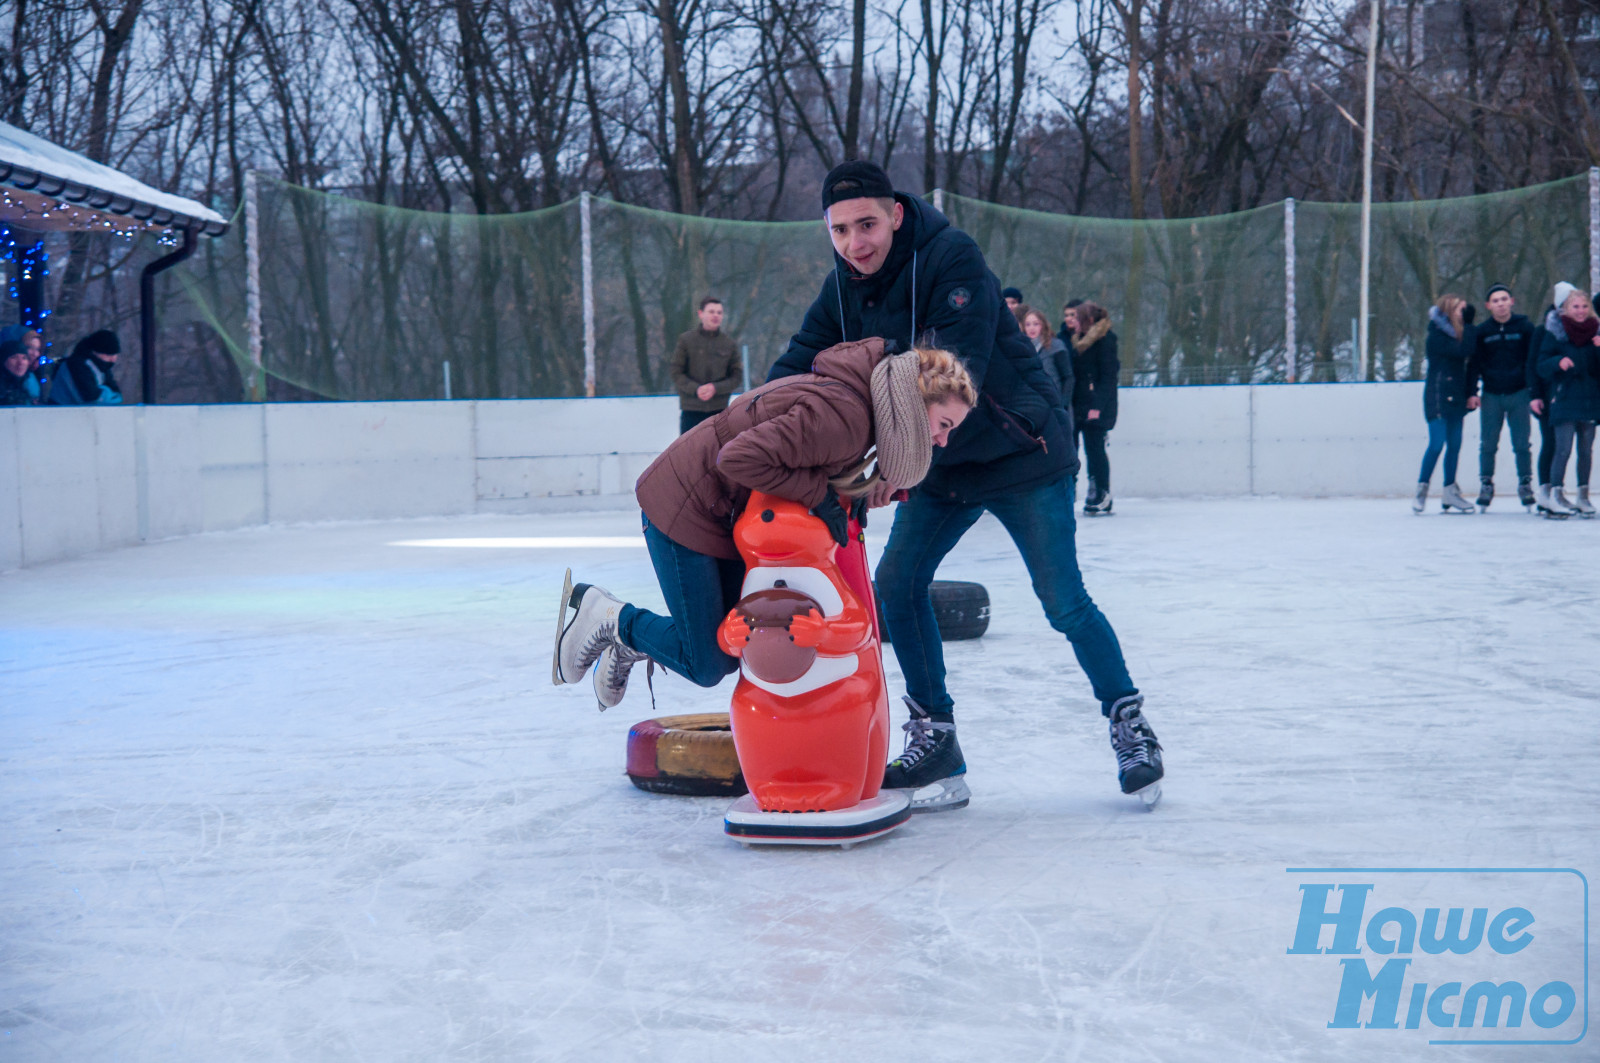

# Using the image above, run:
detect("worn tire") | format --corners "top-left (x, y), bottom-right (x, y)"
top-left (626, 712), bottom-right (747, 797)
top-left (875, 580), bottom-right (991, 643)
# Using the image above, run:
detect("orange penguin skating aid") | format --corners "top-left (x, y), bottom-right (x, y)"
top-left (717, 491), bottom-right (911, 846)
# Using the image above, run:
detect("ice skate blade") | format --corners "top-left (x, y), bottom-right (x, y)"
top-left (551, 567), bottom-right (574, 685)
top-left (1131, 780), bottom-right (1162, 810)
top-left (725, 791), bottom-right (912, 847)
top-left (898, 775), bottom-right (971, 814)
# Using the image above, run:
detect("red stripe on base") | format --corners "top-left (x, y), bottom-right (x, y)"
top-left (625, 719), bottom-right (665, 778)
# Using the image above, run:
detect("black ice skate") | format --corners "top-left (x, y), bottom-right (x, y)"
top-left (1108, 694), bottom-right (1163, 809)
top-left (1476, 477), bottom-right (1493, 511)
top-left (1083, 481), bottom-right (1114, 517)
top-left (883, 697), bottom-right (970, 812)
top-left (1518, 476), bottom-right (1536, 510)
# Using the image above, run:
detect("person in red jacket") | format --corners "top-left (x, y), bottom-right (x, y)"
top-left (551, 340), bottom-right (975, 709)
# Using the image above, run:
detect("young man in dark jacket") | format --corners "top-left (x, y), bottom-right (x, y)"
top-left (668, 297), bottom-right (741, 434)
top-left (768, 161), bottom-right (1162, 811)
top-left (1466, 284), bottom-right (1537, 509)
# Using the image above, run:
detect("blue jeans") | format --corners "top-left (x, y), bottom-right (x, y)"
top-left (617, 514), bottom-right (745, 688)
top-left (1419, 414), bottom-right (1464, 484)
top-left (875, 477), bottom-right (1137, 718)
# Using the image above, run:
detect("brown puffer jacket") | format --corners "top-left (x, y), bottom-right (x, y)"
top-left (635, 337), bottom-right (887, 559)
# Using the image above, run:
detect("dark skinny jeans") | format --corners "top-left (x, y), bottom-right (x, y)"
top-left (1419, 414), bottom-right (1465, 485)
top-left (1550, 421), bottom-right (1597, 489)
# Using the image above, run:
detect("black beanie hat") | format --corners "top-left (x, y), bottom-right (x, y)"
top-left (821, 160), bottom-right (896, 211)
top-left (1485, 284), bottom-right (1512, 301)
top-left (84, 328), bottom-right (121, 355)
top-left (0, 339), bottom-right (24, 360)
top-left (1001, 287), bottom-right (1023, 302)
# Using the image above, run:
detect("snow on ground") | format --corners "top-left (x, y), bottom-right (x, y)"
top-left (2, 497), bottom-right (1595, 1062)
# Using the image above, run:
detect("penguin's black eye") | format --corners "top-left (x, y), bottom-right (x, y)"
top-left (761, 509), bottom-right (775, 522)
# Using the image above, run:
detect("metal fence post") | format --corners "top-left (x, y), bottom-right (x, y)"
top-left (581, 190), bottom-right (596, 398)
top-left (1284, 197), bottom-right (1296, 384)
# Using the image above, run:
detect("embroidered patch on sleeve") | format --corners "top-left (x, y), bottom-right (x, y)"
top-left (948, 287), bottom-right (971, 310)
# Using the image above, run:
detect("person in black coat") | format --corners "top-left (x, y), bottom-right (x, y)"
top-left (48, 329), bottom-right (124, 406)
top-left (1065, 300), bottom-right (1120, 514)
top-left (1465, 284), bottom-right (1537, 508)
top-left (0, 339), bottom-right (35, 406)
top-left (1534, 283), bottom-right (1600, 515)
top-left (1413, 295), bottom-right (1476, 513)
top-left (770, 160), bottom-right (1162, 809)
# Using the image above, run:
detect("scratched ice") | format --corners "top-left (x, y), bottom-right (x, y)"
top-left (2, 499), bottom-right (1595, 1061)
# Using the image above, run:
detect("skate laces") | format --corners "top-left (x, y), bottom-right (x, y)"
top-left (893, 712), bottom-right (953, 769)
top-left (1109, 700), bottom-right (1161, 773)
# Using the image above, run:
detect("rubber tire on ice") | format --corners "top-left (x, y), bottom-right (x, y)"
top-left (626, 713), bottom-right (747, 797)
top-left (874, 580), bottom-right (990, 643)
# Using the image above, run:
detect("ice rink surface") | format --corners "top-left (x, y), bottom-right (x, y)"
top-left (2, 497), bottom-right (1595, 1062)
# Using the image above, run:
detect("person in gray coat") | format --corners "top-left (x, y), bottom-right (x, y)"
top-left (1019, 305), bottom-right (1073, 408)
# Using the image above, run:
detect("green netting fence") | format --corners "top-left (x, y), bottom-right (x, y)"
top-left (170, 173), bottom-right (1595, 401)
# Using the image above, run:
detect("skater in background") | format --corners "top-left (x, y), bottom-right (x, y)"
top-left (668, 297), bottom-right (741, 435)
top-left (47, 329), bottom-right (123, 406)
top-left (1534, 282), bottom-right (1600, 516)
top-left (1414, 295), bottom-right (1475, 513)
top-left (1466, 284), bottom-right (1536, 510)
top-left (0, 339), bottom-right (35, 406)
top-left (552, 340), bottom-right (976, 709)
top-left (1067, 300), bottom-right (1120, 516)
top-left (770, 160), bottom-right (1162, 812)
top-left (1019, 305), bottom-right (1073, 405)
top-left (0, 326), bottom-right (46, 403)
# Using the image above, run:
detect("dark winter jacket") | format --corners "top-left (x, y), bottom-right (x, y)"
top-left (668, 327), bottom-right (741, 412)
top-left (1423, 306), bottom-right (1472, 421)
top-left (0, 366), bottom-right (32, 406)
top-left (1467, 313), bottom-right (1535, 397)
top-left (1069, 317), bottom-right (1120, 430)
top-left (636, 338), bottom-right (886, 560)
top-left (1034, 335), bottom-right (1074, 407)
top-left (1527, 306), bottom-right (1553, 411)
top-left (769, 193), bottom-right (1074, 504)
top-left (1535, 310), bottom-right (1600, 425)
top-left (48, 340), bottom-right (122, 406)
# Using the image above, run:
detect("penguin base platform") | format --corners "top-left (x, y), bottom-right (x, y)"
top-left (723, 790), bottom-right (912, 848)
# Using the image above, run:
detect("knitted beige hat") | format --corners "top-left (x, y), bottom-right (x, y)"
top-left (870, 351), bottom-right (933, 488)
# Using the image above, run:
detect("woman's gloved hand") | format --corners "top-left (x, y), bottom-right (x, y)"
top-left (811, 487), bottom-right (851, 547)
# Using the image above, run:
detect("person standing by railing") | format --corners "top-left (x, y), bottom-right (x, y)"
top-left (1067, 301), bottom-right (1120, 516)
top-left (1535, 283), bottom-right (1600, 517)
top-left (668, 297), bottom-right (741, 435)
top-left (1414, 295), bottom-right (1476, 514)
top-left (1466, 285), bottom-right (1537, 510)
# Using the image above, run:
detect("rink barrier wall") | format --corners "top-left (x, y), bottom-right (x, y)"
top-left (0, 382), bottom-right (1517, 570)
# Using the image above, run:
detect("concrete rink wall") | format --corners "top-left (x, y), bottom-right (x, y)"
top-left (0, 381), bottom-right (1537, 570)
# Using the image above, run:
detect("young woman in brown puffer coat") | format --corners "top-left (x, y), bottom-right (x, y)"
top-left (551, 338), bottom-right (977, 708)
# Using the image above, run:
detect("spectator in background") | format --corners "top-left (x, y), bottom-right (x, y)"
top-left (0, 339), bottom-right (34, 406)
top-left (1019, 305), bottom-right (1073, 406)
top-left (1068, 300), bottom-right (1120, 516)
top-left (1534, 282), bottom-right (1600, 516)
top-left (0, 326), bottom-right (46, 403)
top-left (1466, 284), bottom-right (1537, 510)
top-left (1002, 287), bottom-right (1023, 313)
top-left (668, 297), bottom-right (740, 434)
top-left (1415, 294), bottom-right (1476, 514)
top-left (1529, 297), bottom-right (1561, 515)
top-left (49, 328), bottom-right (124, 406)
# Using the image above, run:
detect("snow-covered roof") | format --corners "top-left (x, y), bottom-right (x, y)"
top-left (0, 120), bottom-right (228, 237)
